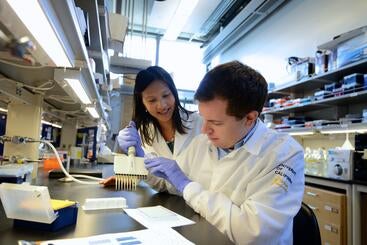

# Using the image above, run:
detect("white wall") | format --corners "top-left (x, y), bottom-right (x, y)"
top-left (218, 0), bottom-right (367, 85)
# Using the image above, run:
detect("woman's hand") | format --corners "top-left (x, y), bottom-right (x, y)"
top-left (117, 121), bottom-right (144, 157)
top-left (99, 176), bottom-right (116, 187)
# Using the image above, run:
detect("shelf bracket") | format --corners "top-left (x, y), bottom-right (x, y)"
top-left (0, 78), bottom-right (37, 105)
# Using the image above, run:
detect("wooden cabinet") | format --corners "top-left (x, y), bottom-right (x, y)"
top-left (304, 185), bottom-right (347, 245)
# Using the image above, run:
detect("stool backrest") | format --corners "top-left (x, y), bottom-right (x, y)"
top-left (293, 202), bottom-right (321, 245)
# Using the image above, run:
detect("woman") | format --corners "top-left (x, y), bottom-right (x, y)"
top-left (100, 66), bottom-right (202, 187)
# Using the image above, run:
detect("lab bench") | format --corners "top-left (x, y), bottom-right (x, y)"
top-left (0, 165), bottom-right (232, 245)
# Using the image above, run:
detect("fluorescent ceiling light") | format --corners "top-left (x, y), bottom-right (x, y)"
top-left (7, 0), bottom-right (72, 67)
top-left (41, 120), bottom-right (62, 128)
top-left (0, 107), bottom-right (8, 113)
top-left (163, 0), bottom-right (199, 40)
top-left (288, 131), bottom-right (315, 136)
top-left (87, 107), bottom-right (100, 119)
top-left (64, 79), bottom-right (92, 105)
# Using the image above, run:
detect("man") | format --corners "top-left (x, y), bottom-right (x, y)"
top-left (144, 61), bottom-right (304, 244)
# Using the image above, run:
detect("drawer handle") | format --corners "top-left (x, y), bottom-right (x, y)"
top-left (324, 224), bottom-right (339, 233)
top-left (308, 205), bottom-right (318, 211)
top-left (306, 191), bottom-right (318, 197)
top-left (324, 205), bottom-right (339, 214)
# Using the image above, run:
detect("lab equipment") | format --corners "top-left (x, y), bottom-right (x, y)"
top-left (0, 33), bottom-right (36, 64)
top-left (0, 183), bottom-right (78, 231)
top-left (117, 121), bottom-right (144, 157)
top-left (0, 135), bottom-right (36, 144)
top-left (286, 56), bottom-right (315, 80)
top-left (114, 146), bottom-right (148, 190)
top-left (304, 147), bottom-right (328, 177)
top-left (363, 109), bottom-right (367, 123)
top-left (342, 73), bottom-right (365, 93)
top-left (327, 149), bottom-right (353, 180)
top-left (353, 150), bottom-right (367, 184)
top-left (315, 49), bottom-right (329, 74)
top-left (1, 135), bottom-right (104, 184)
top-left (0, 163), bottom-right (33, 184)
top-left (82, 197), bottom-right (127, 211)
top-left (0, 135), bottom-right (40, 180)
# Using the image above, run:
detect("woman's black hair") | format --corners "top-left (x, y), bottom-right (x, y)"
top-left (133, 66), bottom-right (192, 146)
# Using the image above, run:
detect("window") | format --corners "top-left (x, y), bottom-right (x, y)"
top-left (122, 36), bottom-right (206, 92)
top-left (159, 39), bottom-right (206, 91)
top-left (122, 35), bottom-right (157, 64)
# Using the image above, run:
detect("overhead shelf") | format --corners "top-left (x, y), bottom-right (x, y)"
top-left (0, 58), bottom-right (111, 127)
top-left (0, 0), bottom-right (109, 126)
top-left (275, 122), bottom-right (367, 136)
top-left (271, 58), bottom-right (367, 94)
top-left (264, 89), bottom-right (367, 114)
top-left (75, 0), bottom-right (108, 83)
top-left (0, 58), bottom-right (80, 111)
top-left (318, 122), bottom-right (367, 134)
top-left (276, 127), bottom-right (316, 136)
top-left (263, 103), bottom-right (327, 114)
top-left (110, 56), bottom-right (151, 74)
top-left (46, 0), bottom-right (108, 124)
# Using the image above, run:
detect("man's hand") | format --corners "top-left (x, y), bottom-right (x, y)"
top-left (117, 121), bottom-right (144, 157)
top-left (144, 157), bottom-right (191, 193)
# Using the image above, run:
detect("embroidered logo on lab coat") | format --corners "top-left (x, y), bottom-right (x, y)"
top-left (272, 163), bottom-right (296, 192)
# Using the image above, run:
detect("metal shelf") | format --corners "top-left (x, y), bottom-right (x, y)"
top-left (110, 56), bottom-right (151, 74)
top-left (0, 58), bottom-right (78, 110)
top-left (274, 122), bottom-right (367, 135)
top-left (264, 89), bottom-right (367, 114)
top-left (276, 127), bottom-right (315, 135)
top-left (75, 0), bottom-right (108, 83)
top-left (40, 0), bottom-right (109, 126)
top-left (318, 122), bottom-right (367, 133)
top-left (271, 58), bottom-right (367, 94)
top-left (0, 0), bottom-right (109, 126)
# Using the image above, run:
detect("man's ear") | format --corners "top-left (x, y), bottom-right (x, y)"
top-left (244, 111), bottom-right (259, 127)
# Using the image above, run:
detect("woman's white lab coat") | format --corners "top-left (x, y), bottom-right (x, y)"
top-left (177, 120), bottom-right (305, 244)
top-left (143, 111), bottom-right (202, 191)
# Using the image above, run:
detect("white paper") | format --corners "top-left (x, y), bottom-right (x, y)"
top-left (124, 205), bottom-right (195, 228)
top-left (40, 228), bottom-right (194, 245)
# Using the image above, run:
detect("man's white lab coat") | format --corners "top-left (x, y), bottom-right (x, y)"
top-left (156, 120), bottom-right (305, 244)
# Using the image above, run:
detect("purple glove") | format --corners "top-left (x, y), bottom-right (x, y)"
top-left (117, 121), bottom-right (144, 157)
top-left (144, 157), bottom-right (191, 193)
